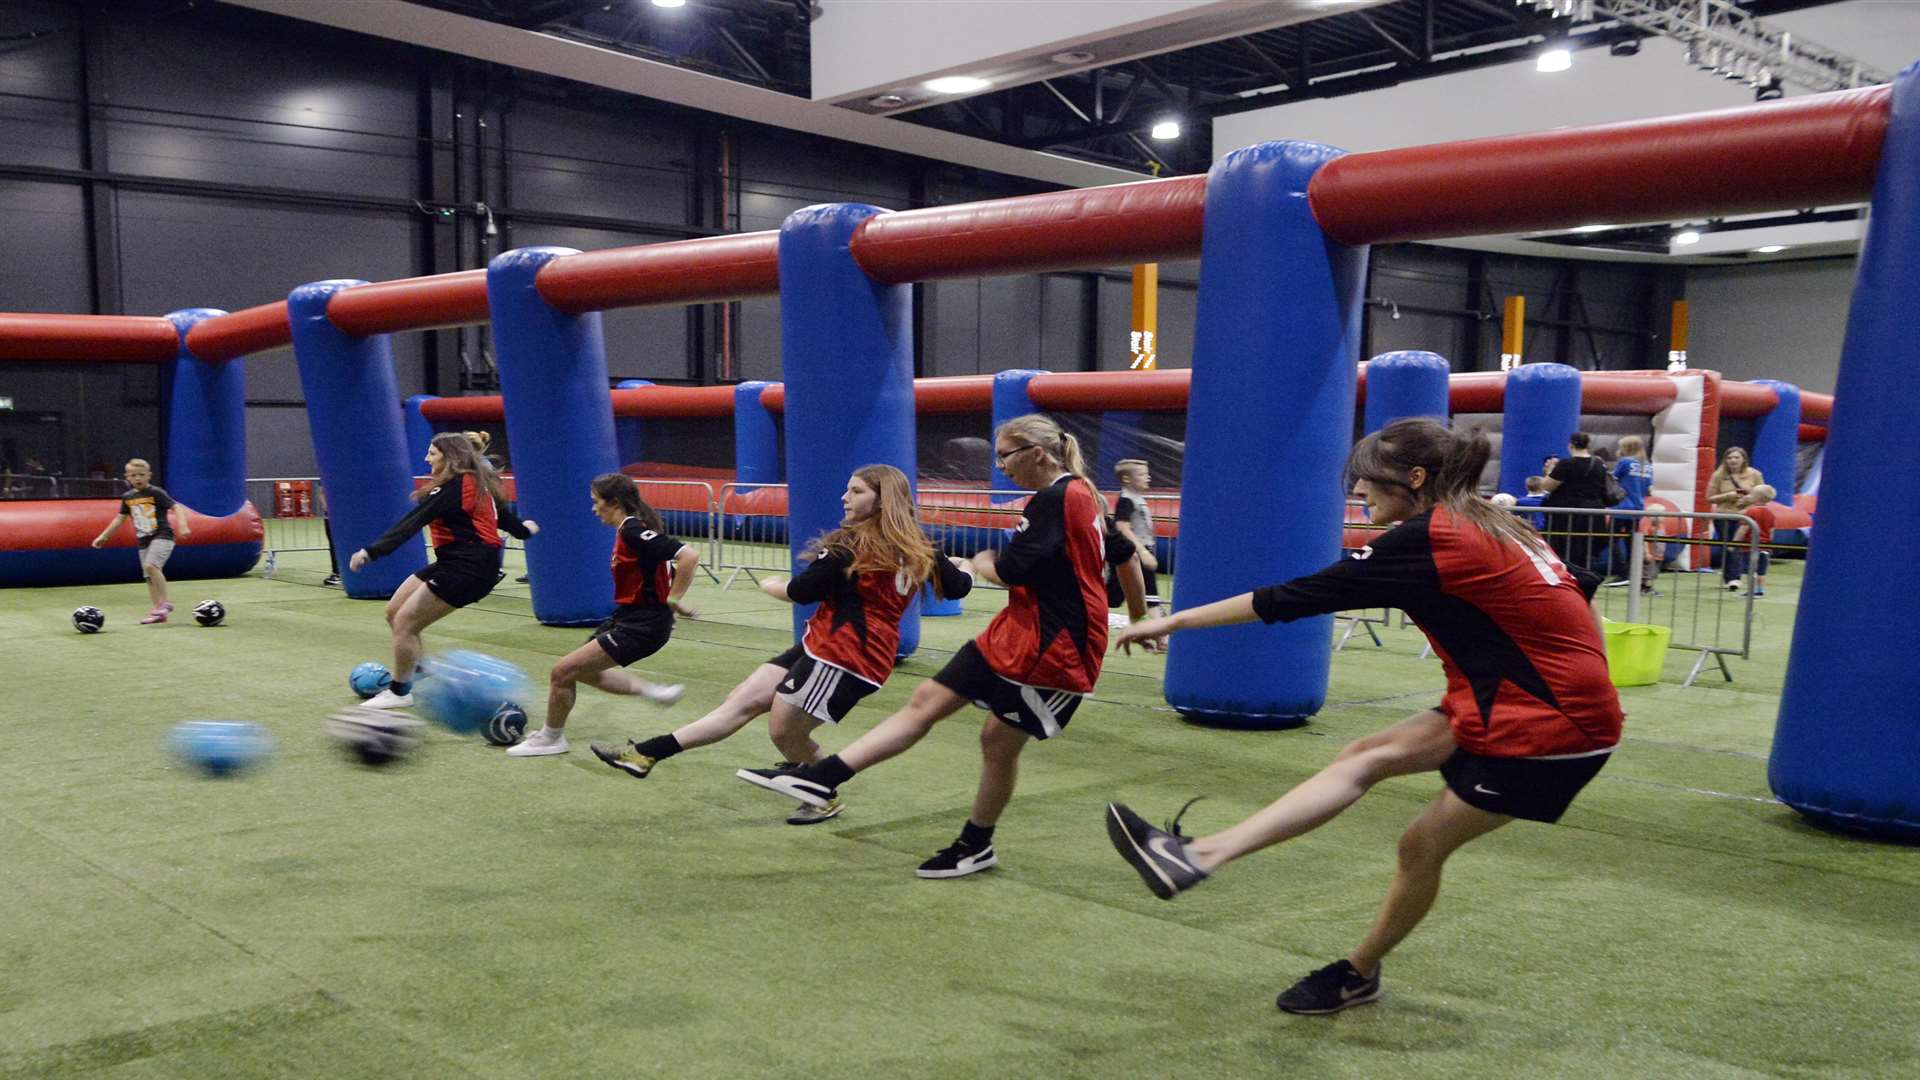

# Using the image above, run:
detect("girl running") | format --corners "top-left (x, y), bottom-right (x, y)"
top-left (349, 432), bottom-right (510, 709)
top-left (590, 464), bottom-right (975, 825)
top-left (737, 417), bottom-right (1144, 876)
top-left (510, 472), bottom-right (696, 757)
top-left (1103, 418), bottom-right (1621, 1014)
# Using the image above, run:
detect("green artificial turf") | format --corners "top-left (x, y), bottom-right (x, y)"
top-left (3, 549), bottom-right (1915, 1079)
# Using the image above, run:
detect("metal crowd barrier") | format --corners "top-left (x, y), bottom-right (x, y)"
top-left (714, 482), bottom-right (792, 589)
top-left (0, 474), bottom-right (57, 499)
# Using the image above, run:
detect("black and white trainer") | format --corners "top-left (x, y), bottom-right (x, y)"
top-left (1275, 959), bottom-right (1382, 1015)
top-left (735, 764), bottom-right (835, 809)
top-left (1105, 799), bottom-right (1209, 900)
top-left (916, 839), bottom-right (997, 879)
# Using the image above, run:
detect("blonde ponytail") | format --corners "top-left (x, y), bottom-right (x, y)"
top-left (995, 414), bottom-right (1108, 514)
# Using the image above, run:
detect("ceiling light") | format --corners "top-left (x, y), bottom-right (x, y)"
top-left (1150, 119), bottom-right (1181, 141)
top-left (1673, 230), bottom-right (1701, 246)
top-left (1537, 48), bottom-right (1572, 73)
top-left (1755, 245), bottom-right (1788, 253)
top-left (1049, 50), bottom-right (1096, 65)
top-left (867, 93), bottom-right (907, 108)
top-left (650, 0), bottom-right (686, 7)
top-left (1572, 224), bottom-right (1612, 233)
top-left (924, 75), bottom-right (991, 95)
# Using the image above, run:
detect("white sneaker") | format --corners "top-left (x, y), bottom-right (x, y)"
top-left (1106, 612), bottom-right (1129, 630)
top-left (642, 683), bottom-right (686, 707)
top-left (362, 688), bottom-right (414, 709)
top-left (506, 729), bottom-right (568, 757)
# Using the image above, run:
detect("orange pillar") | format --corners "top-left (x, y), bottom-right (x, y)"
top-left (1129, 263), bottom-right (1158, 370)
top-left (1500, 295), bottom-right (1525, 371)
top-left (1668, 299), bottom-right (1690, 370)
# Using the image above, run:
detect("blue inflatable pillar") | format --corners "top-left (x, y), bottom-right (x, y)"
top-left (779, 204), bottom-right (918, 653)
top-left (733, 381), bottom-right (781, 486)
top-left (488, 247), bottom-right (618, 626)
top-left (1750, 379), bottom-right (1802, 498)
top-left (990, 368), bottom-right (1043, 497)
top-left (287, 281), bottom-right (422, 599)
top-left (1165, 142), bottom-right (1368, 729)
top-left (1363, 350), bottom-right (1451, 435)
top-left (1771, 63), bottom-right (1920, 842)
top-left (161, 309), bottom-right (246, 516)
top-left (403, 395), bottom-right (438, 466)
top-left (613, 379), bottom-right (653, 468)
top-left (1498, 363), bottom-right (1582, 496)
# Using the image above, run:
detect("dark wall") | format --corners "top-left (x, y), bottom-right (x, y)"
top-left (0, 0), bottom-right (1680, 485)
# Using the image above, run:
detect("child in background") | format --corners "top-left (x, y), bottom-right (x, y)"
top-left (1514, 476), bottom-right (1548, 531)
top-left (1109, 459), bottom-right (1163, 619)
top-left (1725, 484), bottom-right (1778, 597)
top-left (90, 458), bottom-right (192, 624)
top-left (1609, 435), bottom-right (1656, 589)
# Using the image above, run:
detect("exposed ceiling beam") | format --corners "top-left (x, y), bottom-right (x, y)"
top-left (219, 0), bottom-right (1149, 188)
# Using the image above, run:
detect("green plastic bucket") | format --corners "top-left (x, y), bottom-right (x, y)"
top-left (1602, 621), bottom-right (1671, 687)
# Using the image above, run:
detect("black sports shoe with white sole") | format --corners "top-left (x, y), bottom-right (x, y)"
top-left (736, 764), bottom-right (835, 808)
top-left (1105, 798), bottom-right (1209, 900)
top-left (916, 839), bottom-right (997, 879)
top-left (1275, 959), bottom-right (1382, 1015)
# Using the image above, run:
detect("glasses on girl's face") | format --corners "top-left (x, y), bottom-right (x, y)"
top-left (995, 444), bottom-right (1036, 466)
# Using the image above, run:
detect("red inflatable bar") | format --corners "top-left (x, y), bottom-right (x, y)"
top-left (1029, 369), bottom-right (1193, 411)
top-left (11, 499), bottom-right (263, 552)
top-left (758, 375), bottom-right (997, 414)
top-left (537, 231), bottom-right (783, 316)
top-left (185, 302), bottom-right (292, 361)
top-left (1800, 391), bottom-right (1832, 424)
top-left (0, 314), bottom-right (177, 362)
top-left (329, 270), bottom-right (490, 337)
top-left (849, 176), bottom-right (1207, 284)
top-left (1309, 86), bottom-right (1889, 246)
top-left (1799, 423), bottom-right (1828, 442)
top-left (1717, 379), bottom-right (1782, 419)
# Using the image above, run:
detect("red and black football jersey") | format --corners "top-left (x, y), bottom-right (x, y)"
top-left (611, 519), bottom-right (688, 615)
top-left (787, 546), bottom-right (976, 685)
top-left (365, 473), bottom-right (500, 561)
top-left (976, 475), bottom-right (1111, 694)
top-left (1252, 505), bottom-right (1622, 758)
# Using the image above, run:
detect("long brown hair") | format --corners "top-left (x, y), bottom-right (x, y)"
top-left (591, 472), bottom-right (665, 533)
top-left (804, 464), bottom-right (947, 596)
top-left (415, 431), bottom-right (506, 503)
top-left (1711, 446), bottom-right (1752, 484)
top-left (1347, 418), bottom-right (1540, 549)
top-left (994, 413), bottom-right (1107, 515)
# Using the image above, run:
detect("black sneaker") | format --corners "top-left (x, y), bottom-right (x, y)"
top-left (1105, 799), bottom-right (1209, 900)
top-left (515, 574), bottom-right (530, 583)
top-left (1276, 959), bottom-right (1382, 1015)
top-left (736, 764), bottom-right (835, 808)
top-left (916, 838), bottom-right (997, 879)
top-left (321, 573), bottom-right (341, 588)
top-left (591, 740), bottom-right (657, 779)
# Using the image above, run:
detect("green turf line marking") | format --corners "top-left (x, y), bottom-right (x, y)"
top-left (0, 992), bottom-right (348, 1079)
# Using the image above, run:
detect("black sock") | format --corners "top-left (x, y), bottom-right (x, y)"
top-left (635, 734), bottom-right (682, 760)
top-left (960, 820), bottom-right (995, 848)
top-left (389, 679), bottom-right (412, 696)
top-left (803, 754), bottom-right (855, 788)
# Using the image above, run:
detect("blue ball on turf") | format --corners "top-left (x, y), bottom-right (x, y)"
top-left (349, 662), bottom-right (393, 699)
top-left (483, 702), bottom-right (529, 747)
top-left (167, 721), bottom-right (273, 777)
top-left (416, 650), bottom-right (529, 736)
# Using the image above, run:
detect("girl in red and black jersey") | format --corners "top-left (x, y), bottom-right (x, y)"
top-left (350, 433), bottom-right (517, 710)
top-left (1103, 418), bottom-right (1623, 1016)
top-left (510, 473), bottom-right (699, 758)
top-left (591, 464), bottom-right (976, 826)
top-left (739, 416), bottom-right (1147, 876)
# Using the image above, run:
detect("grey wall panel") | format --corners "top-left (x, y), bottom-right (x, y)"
top-left (0, 3), bottom-right (82, 170)
top-left (736, 297), bottom-right (781, 382)
top-left (504, 98), bottom-right (689, 226)
top-left (99, 15), bottom-right (416, 197)
top-left (1037, 275), bottom-right (1086, 371)
top-left (0, 363), bottom-right (158, 480)
top-left (1156, 280), bottom-right (1195, 370)
top-left (978, 276), bottom-right (1039, 374)
top-left (0, 181), bottom-right (92, 312)
top-left (242, 403), bottom-right (317, 480)
top-left (928, 280), bottom-right (979, 376)
top-left (1096, 276), bottom-right (1132, 370)
top-left (505, 224), bottom-right (688, 380)
top-left (1686, 258), bottom-right (1856, 393)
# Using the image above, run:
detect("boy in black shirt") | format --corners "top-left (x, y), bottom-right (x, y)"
top-left (91, 458), bottom-right (192, 624)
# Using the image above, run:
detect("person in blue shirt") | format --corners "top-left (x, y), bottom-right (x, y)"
top-left (1609, 435), bottom-right (1656, 588)
top-left (1513, 475), bottom-right (1548, 531)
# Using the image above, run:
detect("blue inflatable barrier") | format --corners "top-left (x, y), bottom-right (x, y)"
top-left (288, 280), bottom-right (422, 600)
top-left (1364, 350), bottom-right (1451, 435)
top-left (1770, 62), bottom-right (1920, 842)
top-left (487, 247), bottom-right (620, 626)
top-left (778, 204), bottom-right (919, 652)
top-left (1165, 141), bottom-right (1367, 729)
top-left (733, 381), bottom-right (781, 486)
top-left (1750, 379), bottom-right (1802, 498)
top-left (1499, 363), bottom-right (1582, 497)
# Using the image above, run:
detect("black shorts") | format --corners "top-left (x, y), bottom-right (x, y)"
top-left (932, 640), bottom-right (1083, 740)
top-left (1105, 565), bottom-right (1162, 608)
top-left (414, 557), bottom-right (497, 608)
top-left (592, 612), bottom-right (672, 667)
top-left (775, 650), bottom-right (879, 725)
top-left (768, 643), bottom-right (804, 669)
top-left (1441, 746), bottom-right (1613, 824)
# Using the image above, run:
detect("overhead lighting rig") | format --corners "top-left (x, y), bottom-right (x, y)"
top-left (1517, 0), bottom-right (1891, 95)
